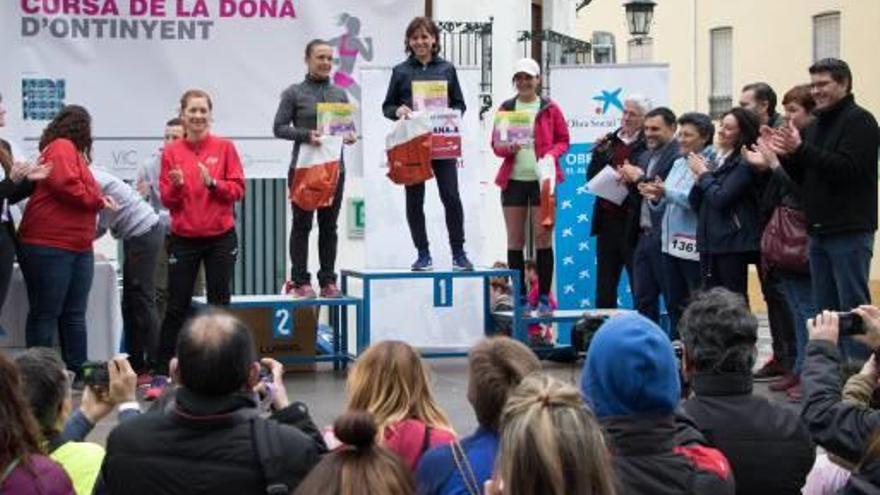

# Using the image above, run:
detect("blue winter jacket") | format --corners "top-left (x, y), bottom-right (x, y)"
top-left (650, 147), bottom-right (716, 260)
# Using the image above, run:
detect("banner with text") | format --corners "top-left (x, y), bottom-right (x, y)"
top-left (1, 0), bottom-right (420, 178)
top-left (550, 64), bottom-right (669, 320)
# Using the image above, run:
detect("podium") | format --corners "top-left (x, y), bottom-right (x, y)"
top-left (341, 267), bottom-right (537, 357)
top-left (193, 295), bottom-right (363, 369)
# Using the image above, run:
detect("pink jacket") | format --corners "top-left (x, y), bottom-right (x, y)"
top-left (492, 96), bottom-right (570, 190)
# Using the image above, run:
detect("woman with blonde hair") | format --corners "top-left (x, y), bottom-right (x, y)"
top-left (342, 340), bottom-right (455, 470)
top-left (485, 374), bottom-right (617, 495)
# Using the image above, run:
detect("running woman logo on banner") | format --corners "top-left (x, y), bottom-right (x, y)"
top-left (328, 13), bottom-right (374, 102)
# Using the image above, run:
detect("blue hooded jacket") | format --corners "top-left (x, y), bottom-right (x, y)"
top-left (582, 312), bottom-right (680, 418)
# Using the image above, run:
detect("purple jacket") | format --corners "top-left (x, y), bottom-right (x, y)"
top-left (1, 454), bottom-right (74, 495)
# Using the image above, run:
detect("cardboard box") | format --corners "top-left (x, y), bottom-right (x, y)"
top-left (229, 306), bottom-right (318, 372)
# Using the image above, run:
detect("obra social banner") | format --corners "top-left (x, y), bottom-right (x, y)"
top-left (549, 65), bottom-right (669, 328)
top-left (2, 0), bottom-right (419, 179)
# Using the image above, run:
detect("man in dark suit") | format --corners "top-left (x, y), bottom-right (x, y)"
top-left (621, 107), bottom-right (681, 325)
top-left (586, 95), bottom-right (649, 309)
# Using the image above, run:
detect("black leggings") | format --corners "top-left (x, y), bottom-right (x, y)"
top-left (405, 159), bottom-right (465, 255)
top-left (157, 229), bottom-right (237, 372)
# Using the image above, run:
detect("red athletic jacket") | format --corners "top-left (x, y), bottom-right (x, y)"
top-left (160, 134), bottom-right (245, 238)
top-left (18, 138), bottom-right (104, 252)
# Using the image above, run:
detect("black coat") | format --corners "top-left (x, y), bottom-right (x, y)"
top-left (381, 55), bottom-right (466, 121)
top-left (682, 373), bottom-right (815, 495)
top-left (782, 94), bottom-right (879, 236)
top-left (586, 129), bottom-right (648, 242)
top-left (801, 339), bottom-right (880, 464)
top-left (601, 412), bottom-right (736, 495)
top-left (844, 459), bottom-right (880, 495)
top-left (690, 153), bottom-right (760, 254)
top-left (100, 388), bottom-right (325, 495)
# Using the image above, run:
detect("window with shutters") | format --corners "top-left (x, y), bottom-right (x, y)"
top-left (709, 27), bottom-right (733, 119)
top-left (592, 31), bottom-right (616, 64)
top-left (813, 12), bottom-right (840, 61)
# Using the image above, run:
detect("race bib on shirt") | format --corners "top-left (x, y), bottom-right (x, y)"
top-left (670, 233), bottom-right (699, 261)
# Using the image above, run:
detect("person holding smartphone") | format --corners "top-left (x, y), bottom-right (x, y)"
top-left (802, 308), bottom-right (880, 478)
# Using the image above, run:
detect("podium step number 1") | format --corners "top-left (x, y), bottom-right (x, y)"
top-left (433, 276), bottom-right (454, 307)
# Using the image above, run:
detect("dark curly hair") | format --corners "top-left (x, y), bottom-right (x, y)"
top-left (38, 105), bottom-right (93, 160)
top-left (679, 287), bottom-right (758, 374)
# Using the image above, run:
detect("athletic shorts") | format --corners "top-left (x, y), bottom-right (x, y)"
top-left (501, 180), bottom-right (540, 207)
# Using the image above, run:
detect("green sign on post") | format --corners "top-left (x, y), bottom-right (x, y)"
top-left (348, 197), bottom-right (365, 238)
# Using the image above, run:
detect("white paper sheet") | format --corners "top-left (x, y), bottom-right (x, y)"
top-left (587, 165), bottom-right (629, 206)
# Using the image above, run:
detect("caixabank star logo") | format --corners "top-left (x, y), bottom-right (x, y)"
top-left (592, 87), bottom-right (624, 114)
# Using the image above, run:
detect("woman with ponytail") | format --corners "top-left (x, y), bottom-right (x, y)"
top-left (485, 374), bottom-right (617, 495)
top-left (294, 411), bottom-right (414, 495)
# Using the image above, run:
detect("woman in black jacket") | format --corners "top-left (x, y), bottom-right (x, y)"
top-left (743, 85), bottom-right (817, 401)
top-left (689, 107), bottom-right (760, 298)
top-left (382, 16), bottom-right (472, 272)
top-left (0, 93), bottom-right (50, 318)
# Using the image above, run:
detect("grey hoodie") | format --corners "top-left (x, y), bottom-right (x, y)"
top-left (92, 167), bottom-right (159, 240)
top-left (272, 74), bottom-right (349, 170)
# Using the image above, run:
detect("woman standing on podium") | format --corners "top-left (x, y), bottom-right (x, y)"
top-left (382, 16), bottom-right (473, 272)
top-left (273, 39), bottom-right (356, 300)
top-left (155, 89), bottom-right (245, 377)
top-left (491, 58), bottom-right (569, 317)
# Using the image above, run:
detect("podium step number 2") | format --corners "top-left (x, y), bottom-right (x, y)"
top-left (273, 307), bottom-right (293, 338)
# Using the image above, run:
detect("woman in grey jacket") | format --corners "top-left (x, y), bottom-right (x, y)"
top-left (273, 39), bottom-right (356, 299)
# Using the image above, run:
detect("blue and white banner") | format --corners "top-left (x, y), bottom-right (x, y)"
top-left (550, 65), bottom-right (669, 326)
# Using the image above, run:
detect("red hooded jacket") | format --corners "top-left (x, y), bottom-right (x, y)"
top-left (492, 96), bottom-right (570, 190)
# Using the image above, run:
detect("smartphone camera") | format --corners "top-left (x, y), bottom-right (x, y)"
top-left (81, 361), bottom-right (110, 393)
top-left (838, 311), bottom-right (865, 336)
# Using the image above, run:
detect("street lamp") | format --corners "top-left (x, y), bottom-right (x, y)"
top-left (623, 0), bottom-right (656, 37)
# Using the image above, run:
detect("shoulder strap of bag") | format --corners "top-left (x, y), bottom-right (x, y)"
top-left (420, 424), bottom-right (433, 455)
top-left (450, 440), bottom-right (481, 495)
top-left (0, 457), bottom-right (21, 486)
top-left (251, 417), bottom-right (289, 495)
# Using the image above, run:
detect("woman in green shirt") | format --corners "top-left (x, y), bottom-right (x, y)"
top-left (491, 58), bottom-right (570, 322)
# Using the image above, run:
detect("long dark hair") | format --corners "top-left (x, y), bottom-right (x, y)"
top-left (720, 107), bottom-right (760, 158)
top-left (38, 104), bottom-right (93, 160)
top-left (0, 353), bottom-right (44, 472)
